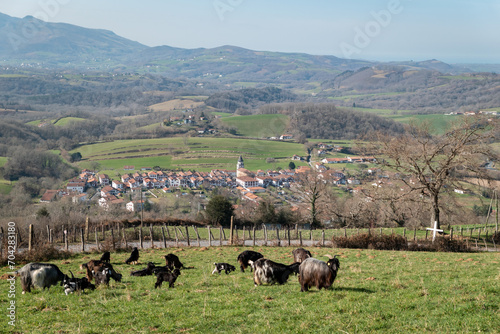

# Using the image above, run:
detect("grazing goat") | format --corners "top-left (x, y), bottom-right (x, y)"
top-left (164, 253), bottom-right (183, 270)
top-left (292, 248), bottom-right (312, 263)
top-left (154, 268), bottom-right (181, 289)
top-left (15, 263), bottom-right (65, 294)
top-left (212, 262), bottom-right (236, 275)
top-left (249, 258), bottom-right (300, 286)
top-left (298, 256), bottom-right (340, 292)
top-left (63, 271), bottom-right (95, 295)
top-left (100, 251), bottom-right (111, 263)
top-left (93, 267), bottom-right (112, 287)
top-left (125, 247), bottom-right (139, 265)
top-left (81, 260), bottom-right (122, 282)
top-left (237, 250), bottom-right (263, 272)
top-left (130, 262), bottom-right (156, 276)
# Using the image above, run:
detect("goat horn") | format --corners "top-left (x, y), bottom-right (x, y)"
top-left (324, 254), bottom-right (333, 259)
top-left (69, 270), bottom-right (74, 279)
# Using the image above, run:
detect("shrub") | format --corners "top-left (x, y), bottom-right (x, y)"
top-left (332, 233), bottom-right (407, 250)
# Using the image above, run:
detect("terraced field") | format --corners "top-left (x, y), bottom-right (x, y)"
top-left (73, 137), bottom-right (308, 172)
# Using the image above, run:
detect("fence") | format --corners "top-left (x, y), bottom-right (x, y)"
top-left (1, 222), bottom-right (498, 255)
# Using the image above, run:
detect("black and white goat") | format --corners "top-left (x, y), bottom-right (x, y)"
top-left (93, 267), bottom-right (112, 287)
top-left (298, 256), bottom-right (340, 292)
top-left (81, 260), bottom-right (122, 283)
top-left (15, 263), bottom-right (65, 294)
top-left (130, 262), bottom-right (156, 276)
top-left (63, 270), bottom-right (95, 295)
top-left (237, 250), bottom-right (263, 272)
top-left (154, 268), bottom-right (181, 289)
top-left (212, 262), bottom-right (236, 275)
top-left (249, 258), bottom-right (300, 286)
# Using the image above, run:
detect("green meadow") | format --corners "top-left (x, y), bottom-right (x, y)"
top-left (72, 137), bottom-right (307, 172)
top-left (1, 246), bottom-right (498, 333)
top-left (220, 114), bottom-right (289, 138)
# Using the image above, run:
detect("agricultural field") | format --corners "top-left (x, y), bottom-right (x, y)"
top-left (72, 137), bottom-right (307, 172)
top-left (149, 99), bottom-right (205, 112)
top-left (220, 114), bottom-right (289, 138)
top-left (1, 246), bottom-right (498, 333)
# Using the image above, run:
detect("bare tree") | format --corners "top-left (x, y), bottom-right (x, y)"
top-left (363, 117), bottom-right (499, 229)
top-left (294, 170), bottom-right (328, 228)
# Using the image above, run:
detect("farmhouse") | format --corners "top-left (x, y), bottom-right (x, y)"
top-left (236, 176), bottom-right (259, 189)
top-left (67, 181), bottom-right (85, 193)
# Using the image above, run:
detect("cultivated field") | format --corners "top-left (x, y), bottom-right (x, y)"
top-left (220, 114), bottom-right (289, 138)
top-left (73, 137), bottom-right (308, 172)
top-left (1, 246), bottom-right (498, 333)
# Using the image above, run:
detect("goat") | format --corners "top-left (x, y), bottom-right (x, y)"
top-left (249, 258), bottom-right (300, 286)
top-left (130, 262), bottom-right (156, 276)
top-left (125, 247), bottom-right (139, 265)
top-left (212, 262), bottom-right (236, 275)
top-left (81, 260), bottom-right (122, 282)
top-left (237, 250), bottom-right (263, 272)
top-left (93, 267), bottom-right (112, 287)
top-left (164, 254), bottom-right (183, 270)
top-left (298, 256), bottom-right (340, 292)
top-left (154, 268), bottom-right (181, 289)
top-left (100, 251), bottom-right (111, 263)
top-left (292, 248), bottom-right (312, 263)
top-left (15, 263), bottom-right (65, 294)
top-left (63, 270), bottom-right (95, 295)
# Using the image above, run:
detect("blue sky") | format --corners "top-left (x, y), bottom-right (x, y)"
top-left (1, 0), bottom-right (499, 63)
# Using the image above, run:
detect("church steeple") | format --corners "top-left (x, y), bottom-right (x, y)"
top-left (237, 155), bottom-right (244, 170)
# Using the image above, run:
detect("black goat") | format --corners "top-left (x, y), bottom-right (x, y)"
top-left (212, 262), bottom-right (236, 275)
top-left (237, 250), bottom-right (263, 272)
top-left (164, 253), bottom-right (183, 270)
top-left (93, 267), bottom-right (112, 287)
top-left (100, 251), bottom-right (111, 263)
top-left (130, 262), bottom-right (156, 276)
top-left (154, 268), bottom-right (181, 289)
top-left (249, 258), bottom-right (300, 286)
top-left (125, 247), bottom-right (139, 265)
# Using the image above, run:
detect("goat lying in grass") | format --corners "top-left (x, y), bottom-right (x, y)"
top-left (63, 270), bottom-right (95, 295)
top-left (130, 262), bottom-right (156, 276)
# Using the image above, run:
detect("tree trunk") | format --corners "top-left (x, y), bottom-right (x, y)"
top-left (431, 193), bottom-right (441, 229)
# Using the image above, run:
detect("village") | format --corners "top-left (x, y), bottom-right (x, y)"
top-left (39, 149), bottom-right (379, 213)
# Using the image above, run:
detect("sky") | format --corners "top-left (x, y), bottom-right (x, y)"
top-left (1, 0), bottom-right (499, 63)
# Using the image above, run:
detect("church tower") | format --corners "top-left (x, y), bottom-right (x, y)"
top-left (237, 155), bottom-right (244, 170)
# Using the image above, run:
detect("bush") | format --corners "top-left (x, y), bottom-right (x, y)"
top-left (1, 243), bottom-right (73, 265)
top-left (407, 237), bottom-right (471, 252)
top-left (332, 233), bottom-right (407, 250)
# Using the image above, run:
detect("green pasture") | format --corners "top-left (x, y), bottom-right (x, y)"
top-left (220, 114), bottom-right (289, 138)
top-left (72, 137), bottom-right (307, 172)
top-left (1, 245), bottom-right (498, 333)
top-left (53, 117), bottom-right (87, 127)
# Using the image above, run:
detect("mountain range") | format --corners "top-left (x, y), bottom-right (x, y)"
top-left (0, 12), bottom-right (496, 83)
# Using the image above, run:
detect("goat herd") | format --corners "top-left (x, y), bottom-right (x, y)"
top-left (13, 247), bottom-right (340, 295)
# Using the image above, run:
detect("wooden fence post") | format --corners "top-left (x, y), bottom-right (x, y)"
top-left (287, 227), bottom-right (291, 246)
top-left (123, 228), bottom-right (127, 248)
top-left (344, 227), bottom-right (347, 238)
top-left (80, 228), bottom-right (85, 252)
top-left (111, 226), bottom-right (115, 250)
top-left (276, 227), bottom-right (280, 247)
top-left (413, 228), bottom-right (417, 241)
top-left (450, 228), bottom-right (453, 240)
top-left (95, 227), bottom-right (99, 250)
top-left (229, 216), bottom-right (234, 245)
top-left (208, 226), bottom-right (211, 247)
top-left (295, 224), bottom-right (298, 239)
top-left (299, 231), bottom-right (303, 247)
top-left (49, 229), bottom-right (53, 244)
top-left (175, 227), bottom-right (179, 247)
top-left (46, 225), bottom-right (50, 243)
top-left (322, 230), bottom-right (325, 247)
top-left (161, 226), bottom-right (167, 248)
top-left (263, 225), bottom-right (268, 246)
top-left (150, 224), bottom-right (154, 249)
top-left (64, 228), bottom-right (68, 251)
top-left (242, 226), bottom-right (246, 246)
top-left (139, 227), bottom-right (144, 249)
top-left (253, 227), bottom-right (256, 247)
top-left (185, 226), bottom-right (190, 246)
top-left (28, 224), bottom-right (33, 252)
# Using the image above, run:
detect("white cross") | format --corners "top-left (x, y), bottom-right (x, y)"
top-left (427, 221), bottom-right (443, 242)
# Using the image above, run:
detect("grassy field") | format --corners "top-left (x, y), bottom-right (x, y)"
top-left (1, 246), bottom-right (498, 333)
top-left (72, 137), bottom-right (307, 172)
top-left (220, 114), bottom-right (289, 138)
